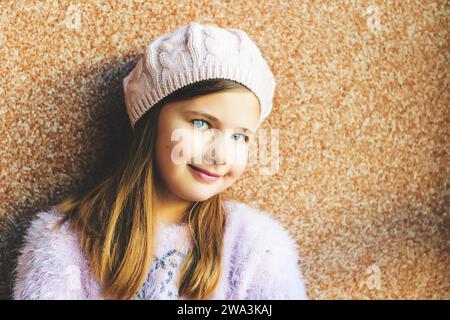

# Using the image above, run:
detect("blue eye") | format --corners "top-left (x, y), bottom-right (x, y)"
top-left (191, 119), bottom-right (209, 129)
top-left (191, 119), bottom-right (249, 143)
top-left (232, 133), bottom-right (249, 143)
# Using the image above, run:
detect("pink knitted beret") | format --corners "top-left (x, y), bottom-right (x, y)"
top-left (123, 22), bottom-right (276, 131)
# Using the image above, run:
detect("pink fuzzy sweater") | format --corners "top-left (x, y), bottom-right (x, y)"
top-left (12, 199), bottom-right (308, 300)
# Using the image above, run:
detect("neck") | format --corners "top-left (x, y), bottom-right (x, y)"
top-left (153, 186), bottom-right (193, 225)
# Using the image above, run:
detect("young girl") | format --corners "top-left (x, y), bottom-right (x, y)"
top-left (12, 22), bottom-right (308, 300)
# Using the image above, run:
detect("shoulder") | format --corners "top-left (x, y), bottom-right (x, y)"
top-left (12, 207), bottom-right (86, 299)
top-left (19, 207), bottom-right (81, 262)
top-left (223, 199), bottom-right (298, 253)
top-left (222, 199), bottom-right (308, 299)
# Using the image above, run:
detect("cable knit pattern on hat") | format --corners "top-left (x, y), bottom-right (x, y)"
top-left (123, 22), bottom-right (276, 130)
top-left (12, 199), bottom-right (308, 300)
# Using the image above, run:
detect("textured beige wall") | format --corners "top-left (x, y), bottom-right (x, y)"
top-left (0, 1), bottom-right (448, 299)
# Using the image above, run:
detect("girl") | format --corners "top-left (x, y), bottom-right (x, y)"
top-left (12, 22), bottom-right (308, 300)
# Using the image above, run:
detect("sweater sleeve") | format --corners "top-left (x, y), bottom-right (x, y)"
top-left (243, 216), bottom-right (309, 300)
top-left (12, 210), bottom-right (86, 300)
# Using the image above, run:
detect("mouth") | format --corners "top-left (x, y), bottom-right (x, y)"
top-left (188, 164), bottom-right (222, 183)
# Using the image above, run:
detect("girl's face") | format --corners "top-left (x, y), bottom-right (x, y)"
top-left (155, 88), bottom-right (260, 202)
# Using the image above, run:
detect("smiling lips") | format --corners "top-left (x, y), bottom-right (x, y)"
top-left (188, 164), bottom-right (222, 183)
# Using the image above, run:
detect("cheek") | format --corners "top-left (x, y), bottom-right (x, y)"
top-left (228, 165), bottom-right (246, 179)
top-left (223, 143), bottom-right (250, 184)
top-left (154, 137), bottom-right (170, 179)
top-left (223, 144), bottom-right (249, 183)
top-left (157, 128), bottom-right (196, 166)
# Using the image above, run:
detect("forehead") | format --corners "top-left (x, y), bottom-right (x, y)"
top-left (167, 89), bottom-right (261, 131)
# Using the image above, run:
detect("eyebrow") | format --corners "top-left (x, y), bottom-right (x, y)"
top-left (182, 110), bottom-right (256, 135)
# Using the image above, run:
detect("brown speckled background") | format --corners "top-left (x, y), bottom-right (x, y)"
top-left (0, 1), bottom-right (448, 299)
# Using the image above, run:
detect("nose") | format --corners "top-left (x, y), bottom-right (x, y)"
top-left (204, 131), bottom-right (228, 165)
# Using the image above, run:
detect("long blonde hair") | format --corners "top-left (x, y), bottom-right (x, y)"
top-left (51, 79), bottom-right (250, 300)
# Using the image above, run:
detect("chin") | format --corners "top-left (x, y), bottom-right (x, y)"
top-left (183, 190), bottom-right (217, 202)
top-left (171, 183), bottom-right (218, 201)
